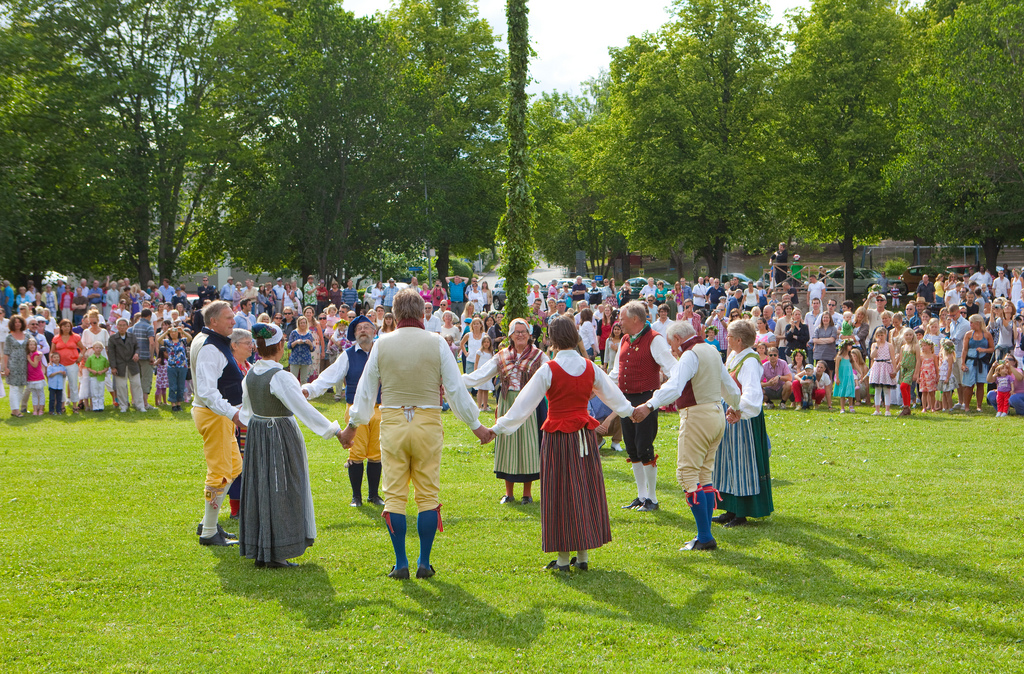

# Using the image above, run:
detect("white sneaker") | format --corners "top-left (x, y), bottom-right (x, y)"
top-left (839, 409), bottom-right (845, 414)
top-left (951, 403), bottom-right (963, 411)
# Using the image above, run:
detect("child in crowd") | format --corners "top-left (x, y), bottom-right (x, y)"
top-left (705, 325), bottom-right (721, 355)
top-left (84, 342), bottom-right (109, 411)
top-left (938, 340), bottom-right (957, 412)
top-left (798, 365), bottom-right (817, 410)
top-left (154, 347), bottom-right (169, 407)
top-left (25, 338), bottom-right (46, 416)
top-left (840, 312), bottom-right (854, 339)
top-left (869, 327), bottom-right (898, 416)
top-left (474, 335), bottom-right (494, 412)
top-left (924, 318), bottom-right (942, 352)
top-left (834, 339), bottom-right (855, 413)
top-left (46, 352), bottom-right (67, 415)
top-left (989, 360), bottom-right (1015, 417)
top-left (789, 349), bottom-right (808, 409)
top-left (897, 328), bottom-right (920, 417)
top-left (444, 334), bottom-right (459, 361)
top-left (918, 340), bottom-right (939, 412)
top-left (811, 361), bottom-right (833, 410)
top-left (851, 347), bottom-right (870, 405)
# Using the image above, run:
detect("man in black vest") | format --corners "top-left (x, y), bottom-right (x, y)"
top-left (190, 300), bottom-right (244, 546)
top-left (302, 315), bottom-right (383, 506)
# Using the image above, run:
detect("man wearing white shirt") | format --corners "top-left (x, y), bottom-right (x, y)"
top-left (423, 304), bottom-right (442, 333)
top-left (692, 279), bottom-right (708, 310)
top-left (992, 268), bottom-right (1010, 298)
top-left (105, 283), bottom-right (121, 320)
top-left (609, 301), bottom-right (677, 512)
top-left (806, 276), bottom-right (826, 306)
top-left (640, 277), bottom-right (657, 300)
top-left (651, 305), bottom-right (673, 338)
top-left (340, 289), bottom-right (491, 579)
top-left (190, 301), bottom-right (244, 547)
top-left (272, 278), bottom-right (286, 315)
top-left (631, 320), bottom-right (740, 551)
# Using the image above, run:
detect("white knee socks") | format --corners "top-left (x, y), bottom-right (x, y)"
top-left (201, 488), bottom-right (227, 538)
top-left (632, 463), bottom-right (648, 501)
top-left (557, 551), bottom-right (573, 566)
top-left (644, 463), bottom-right (658, 503)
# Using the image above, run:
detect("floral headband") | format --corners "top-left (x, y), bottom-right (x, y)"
top-left (252, 322), bottom-right (283, 346)
top-left (789, 348), bottom-right (807, 361)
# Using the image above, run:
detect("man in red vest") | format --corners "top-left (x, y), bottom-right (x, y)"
top-left (608, 301), bottom-right (677, 512)
top-left (633, 321), bottom-right (740, 550)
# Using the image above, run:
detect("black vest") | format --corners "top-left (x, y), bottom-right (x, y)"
top-left (201, 328), bottom-right (243, 406)
top-left (345, 344), bottom-right (380, 405)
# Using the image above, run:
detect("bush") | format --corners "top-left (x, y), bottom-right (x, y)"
top-left (883, 257), bottom-right (909, 278)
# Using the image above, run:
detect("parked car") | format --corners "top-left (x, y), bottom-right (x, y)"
top-left (823, 267), bottom-right (907, 296)
top-left (720, 272), bottom-right (755, 287)
top-left (492, 277), bottom-right (546, 310)
top-left (625, 277), bottom-right (671, 298)
top-left (899, 265), bottom-right (944, 290)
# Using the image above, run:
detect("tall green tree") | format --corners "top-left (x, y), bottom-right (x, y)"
top-left (497, 0), bottom-right (535, 321)
top-left (887, 0), bottom-right (1024, 272)
top-left (779, 0), bottom-right (909, 298)
top-left (388, 0), bottom-right (506, 283)
top-left (600, 0), bottom-right (783, 278)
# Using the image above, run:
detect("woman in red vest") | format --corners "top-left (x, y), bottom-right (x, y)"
top-left (490, 317), bottom-right (634, 571)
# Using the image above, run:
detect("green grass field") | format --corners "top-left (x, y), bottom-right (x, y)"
top-left (1, 398), bottom-right (1021, 673)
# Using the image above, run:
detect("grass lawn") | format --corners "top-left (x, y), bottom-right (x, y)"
top-left (1, 397), bottom-right (1021, 673)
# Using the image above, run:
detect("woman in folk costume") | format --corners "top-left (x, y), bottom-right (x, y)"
top-left (238, 323), bottom-right (343, 568)
top-left (463, 318), bottom-right (548, 505)
top-left (712, 319), bottom-right (774, 528)
top-left (489, 317), bottom-right (634, 571)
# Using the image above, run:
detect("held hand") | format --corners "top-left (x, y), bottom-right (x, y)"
top-left (725, 407), bottom-right (741, 424)
top-left (631, 404), bottom-right (651, 423)
top-left (111, 368), bottom-right (118, 376)
top-left (132, 354), bottom-right (139, 362)
top-left (339, 426), bottom-right (357, 449)
top-left (594, 422), bottom-right (609, 436)
top-left (473, 426), bottom-right (495, 444)
top-left (302, 388), bottom-right (310, 399)
top-left (232, 411), bottom-right (246, 431)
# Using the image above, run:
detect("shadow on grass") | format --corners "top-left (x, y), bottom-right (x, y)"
top-left (400, 578), bottom-right (545, 647)
top-left (662, 515), bottom-right (1024, 642)
top-left (211, 547), bottom-right (389, 631)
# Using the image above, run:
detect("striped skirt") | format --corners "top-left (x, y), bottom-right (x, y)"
top-left (539, 428), bottom-right (612, 553)
top-left (493, 390), bottom-right (540, 483)
top-left (714, 409), bottom-right (774, 519)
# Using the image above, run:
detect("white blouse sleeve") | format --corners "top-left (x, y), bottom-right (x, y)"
top-left (492, 364), bottom-right (552, 435)
top-left (270, 369), bottom-right (341, 439)
top-left (302, 350), bottom-right (348, 400)
top-left (462, 354), bottom-right (499, 388)
top-left (735, 359), bottom-right (764, 420)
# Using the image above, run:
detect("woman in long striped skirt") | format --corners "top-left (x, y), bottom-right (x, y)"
top-left (464, 318), bottom-right (547, 504)
top-left (490, 317), bottom-right (634, 571)
top-left (712, 319), bottom-right (774, 527)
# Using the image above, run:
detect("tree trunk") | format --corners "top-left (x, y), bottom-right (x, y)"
top-left (701, 235), bottom-right (727, 279)
top-left (437, 243), bottom-right (450, 284)
top-left (981, 236), bottom-right (1001, 275)
top-left (842, 228), bottom-right (855, 300)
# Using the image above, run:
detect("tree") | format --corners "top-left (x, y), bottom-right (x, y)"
top-left (779, 0), bottom-right (909, 298)
top-left (600, 0), bottom-right (783, 279)
top-left (497, 0), bottom-right (535, 322)
top-left (887, 0), bottom-right (1024, 273)
top-left (388, 0), bottom-right (506, 283)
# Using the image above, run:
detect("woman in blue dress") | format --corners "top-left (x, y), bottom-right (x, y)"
top-left (960, 314), bottom-right (994, 412)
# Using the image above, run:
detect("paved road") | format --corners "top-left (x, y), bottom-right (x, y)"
top-left (478, 259), bottom-right (566, 286)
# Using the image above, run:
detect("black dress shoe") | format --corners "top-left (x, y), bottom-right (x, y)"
top-left (499, 495), bottom-right (515, 505)
top-left (723, 516), bottom-right (748, 528)
top-left (255, 559), bottom-right (298, 568)
top-left (350, 496), bottom-right (363, 507)
top-left (681, 537), bottom-right (718, 551)
top-left (196, 523), bottom-right (237, 540)
top-left (621, 497), bottom-right (644, 510)
top-left (544, 557), bottom-right (576, 572)
top-left (416, 565), bottom-right (436, 579)
top-left (388, 566), bottom-right (410, 580)
top-left (199, 531), bottom-right (238, 547)
top-left (367, 495), bottom-right (385, 506)
top-left (572, 559), bottom-right (589, 571)
top-left (521, 496), bottom-right (533, 505)
top-left (711, 511), bottom-right (736, 524)
top-left (636, 499), bottom-right (659, 512)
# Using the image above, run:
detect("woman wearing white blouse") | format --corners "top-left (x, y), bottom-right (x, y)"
top-left (711, 319), bottom-right (774, 528)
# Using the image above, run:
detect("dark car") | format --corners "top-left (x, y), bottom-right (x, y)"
top-left (626, 277), bottom-right (671, 298)
top-left (899, 265), bottom-right (944, 290)
top-left (492, 277), bottom-right (546, 310)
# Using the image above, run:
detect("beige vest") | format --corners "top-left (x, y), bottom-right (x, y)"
top-left (688, 342), bottom-right (726, 406)
top-left (375, 328), bottom-right (443, 407)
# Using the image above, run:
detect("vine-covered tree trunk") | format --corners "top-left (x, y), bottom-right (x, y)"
top-left (497, 0), bottom-right (534, 325)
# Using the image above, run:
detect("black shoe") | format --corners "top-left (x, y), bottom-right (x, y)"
top-left (367, 495), bottom-right (385, 506)
top-left (499, 495), bottom-right (515, 505)
top-left (229, 513), bottom-right (239, 520)
top-left (350, 496), bottom-right (363, 507)
top-left (521, 496), bottom-right (533, 505)
top-left (199, 531), bottom-right (238, 547)
top-left (621, 497), bottom-right (644, 510)
top-left (711, 511), bottom-right (736, 524)
top-left (723, 516), bottom-right (748, 528)
top-left (416, 565), bottom-right (436, 579)
top-left (388, 566), bottom-right (410, 580)
top-left (681, 537), bottom-right (718, 551)
top-left (572, 559), bottom-right (589, 571)
top-left (636, 498), bottom-right (659, 512)
top-left (544, 557), bottom-right (575, 572)
top-left (255, 559), bottom-right (298, 568)
top-left (196, 522), bottom-right (237, 540)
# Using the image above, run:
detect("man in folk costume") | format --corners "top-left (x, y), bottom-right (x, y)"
top-left (303, 315), bottom-right (383, 507)
top-left (632, 321), bottom-right (741, 551)
top-left (608, 301), bottom-right (677, 512)
top-left (463, 318), bottom-right (547, 504)
top-left (190, 300), bottom-right (244, 546)
top-left (341, 289), bottom-right (492, 579)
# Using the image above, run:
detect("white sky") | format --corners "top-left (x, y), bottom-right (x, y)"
top-left (343, 0), bottom-right (810, 95)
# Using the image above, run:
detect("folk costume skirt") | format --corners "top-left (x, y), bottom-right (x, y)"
top-left (238, 415), bottom-right (316, 563)
top-left (539, 428), bottom-right (612, 553)
top-left (713, 408), bottom-right (774, 519)
top-left (493, 390), bottom-right (540, 483)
